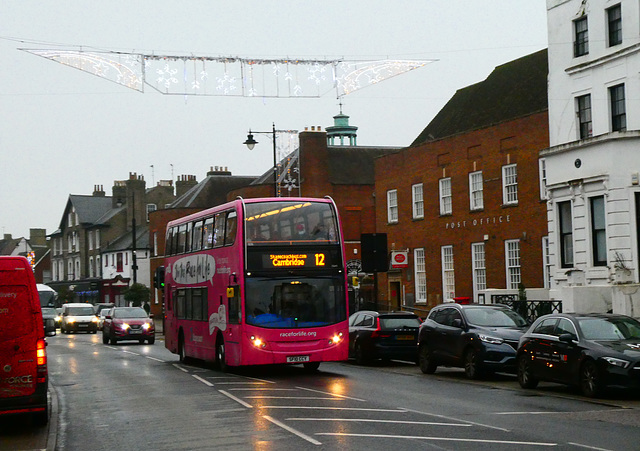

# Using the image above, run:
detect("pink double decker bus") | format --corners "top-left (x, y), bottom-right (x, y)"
top-left (161, 197), bottom-right (349, 371)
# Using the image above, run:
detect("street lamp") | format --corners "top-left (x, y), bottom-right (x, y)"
top-left (244, 123), bottom-right (278, 197)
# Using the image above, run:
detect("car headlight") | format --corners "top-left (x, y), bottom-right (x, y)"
top-left (478, 334), bottom-right (504, 345)
top-left (121, 322), bottom-right (131, 330)
top-left (602, 357), bottom-right (630, 368)
top-left (67, 317), bottom-right (77, 324)
top-left (142, 323), bottom-right (152, 330)
top-left (55, 316), bottom-right (61, 322)
top-left (91, 317), bottom-right (100, 323)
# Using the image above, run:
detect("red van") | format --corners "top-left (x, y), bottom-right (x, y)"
top-left (0, 256), bottom-right (49, 426)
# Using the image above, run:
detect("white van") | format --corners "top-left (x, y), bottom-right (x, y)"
top-left (0, 256), bottom-right (49, 426)
top-left (60, 303), bottom-right (99, 334)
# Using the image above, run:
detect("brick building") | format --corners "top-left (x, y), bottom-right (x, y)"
top-left (374, 50), bottom-right (550, 314)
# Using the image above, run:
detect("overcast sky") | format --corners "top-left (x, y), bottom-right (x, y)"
top-left (0, 1), bottom-right (547, 239)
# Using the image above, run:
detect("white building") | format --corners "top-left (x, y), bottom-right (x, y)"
top-left (544, 0), bottom-right (640, 315)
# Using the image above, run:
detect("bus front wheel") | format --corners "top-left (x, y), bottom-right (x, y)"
top-left (216, 336), bottom-right (228, 373)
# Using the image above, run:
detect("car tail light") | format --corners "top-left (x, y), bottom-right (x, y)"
top-left (370, 318), bottom-right (391, 338)
top-left (36, 339), bottom-right (47, 384)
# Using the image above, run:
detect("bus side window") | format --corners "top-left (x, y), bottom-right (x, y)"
top-left (177, 225), bottom-right (187, 254)
top-left (192, 220), bottom-right (204, 251)
top-left (166, 227), bottom-right (175, 256)
top-left (225, 211), bottom-right (237, 246)
top-left (213, 213), bottom-right (226, 248)
top-left (203, 217), bottom-right (214, 249)
top-left (185, 222), bottom-right (192, 253)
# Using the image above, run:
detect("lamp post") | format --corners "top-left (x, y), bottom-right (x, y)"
top-left (244, 123), bottom-right (278, 197)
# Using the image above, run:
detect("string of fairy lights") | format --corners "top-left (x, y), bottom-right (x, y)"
top-left (20, 48), bottom-right (434, 98)
top-left (19, 46), bottom-right (434, 196)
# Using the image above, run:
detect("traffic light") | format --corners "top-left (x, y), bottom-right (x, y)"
top-left (153, 266), bottom-right (165, 289)
top-left (351, 276), bottom-right (360, 288)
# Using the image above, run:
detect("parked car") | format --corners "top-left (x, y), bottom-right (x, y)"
top-left (0, 256), bottom-right (49, 426)
top-left (40, 307), bottom-right (57, 336)
top-left (60, 303), bottom-right (99, 334)
top-left (517, 313), bottom-right (640, 398)
top-left (348, 310), bottom-right (421, 364)
top-left (418, 303), bottom-right (528, 379)
top-left (102, 307), bottom-right (155, 345)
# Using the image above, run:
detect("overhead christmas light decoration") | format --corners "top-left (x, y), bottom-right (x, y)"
top-left (20, 48), bottom-right (434, 98)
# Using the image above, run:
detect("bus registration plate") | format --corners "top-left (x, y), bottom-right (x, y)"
top-left (286, 355), bottom-right (310, 363)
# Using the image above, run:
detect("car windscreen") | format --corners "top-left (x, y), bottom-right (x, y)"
top-left (578, 317), bottom-right (640, 340)
top-left (67, 306), bottom-right (96, 316)
top-left (113, 308), bottom-right (148, 319)
top-left (379, 316), bottom-right (421, 329)
top-left (464, 307), bottom-right (527, 327)
top-left (41, 308), bottom-right (56, 316)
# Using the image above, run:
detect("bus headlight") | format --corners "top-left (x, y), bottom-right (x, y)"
top-left (329, 333), bottom-right (343, 345)
top-left (250, 335), bottom-right (267, 348)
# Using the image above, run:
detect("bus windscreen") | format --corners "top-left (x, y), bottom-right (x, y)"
top-left (245, 276), bottom-right (347, 328)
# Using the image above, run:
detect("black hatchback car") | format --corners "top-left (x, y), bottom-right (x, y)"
top-left (418, 303), bottom-right (528, 379)
top-left (517, 313), bottom-right (640, 398)
top-left (348, 311), bottom-right (422, 364)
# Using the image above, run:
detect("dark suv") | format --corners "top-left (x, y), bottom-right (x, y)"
top-left (418, 303), bottom-right (528, 379)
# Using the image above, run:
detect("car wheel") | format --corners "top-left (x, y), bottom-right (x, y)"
top-left (303, 362), bottom-right (320, 372)
top-left (111, 334), bottom-right (118, 345)
top-left (148, 337), bottom-right (155, 345)
top-left (517, 355), bottom-right (539, 389)
top-left (102, 334), bottom-right (109, 345)
top-left (216, 337), bottom-right (228, 372)
top-left (139, 339), bottom-right (145, 344)
top-left (464, 348), bottom-right (483, 379)
top-left (580, 360), bottom-right (603, 398)
top-left (354, 342), bottom-right (369, 365)
top-left (178, 333), bottom-right (188, 362)
top-left (418, 343), bottom-right (437, 374)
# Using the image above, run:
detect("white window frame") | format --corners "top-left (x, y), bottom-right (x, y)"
top-left (146, 203), bottom-right (157, 222)
top-left (88, 231), bottom-right (93, 250)
top-left (89, 256), bottom-right (94, 278)
top-left (96, 256), bottom-right (101, 277)
top-left (471, 242), bottom-right (486, 300)
top-left (502, 164), bottom-right (518, 205)
top-left (414, 248), bottom-right (427, 303)
top-left (412, 184), bottom-right (424, 219)
top-left (387, 189), bottom-right (398, 223)
top-left (441, 245), bottom-right (455, 300)
top-left (95, 229), bottom-right (101, 249)
top-left (469, 171), bottom-right (484, 210)
top-left (542, 236), bottom-right (551, 289)
top-left (505, 239), bottom-right (521, 289)
top-left (539, 158), bottom-right (547, 200)
top-left (439, 177), bottom-right (452, 215)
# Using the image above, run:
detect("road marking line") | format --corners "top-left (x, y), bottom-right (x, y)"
top-left (237, 375), bottom-right (276, 384)
top-left (214, 381), bottom-right (269, 385)
top-left (228, 388), bottom-right (298, 391)
top-left (192, 374), bottom-right (214, 386)
top-left (263, 415), bottom-right (322, 446)
top-left (402, 408), bottom-right (509, 432)
top-left (297, 386), bottom-right (366, 401)
top-left (567, 442), bottom-right (613, 451)
top-left (219, 390), bottom-right (253, 408)
top-left (145, 356), bottom-right (165, 362)
top-left (287, 418), bottom-right (472, 427)
top-left (244, 396), bottom-right (343, 400)
top-left (122, 350), bottom-right (139, 355)
top-left (172, 364), bottom-right (189, 373)
top-left (262, 406), bottom-right (407, 412)
top-left (315, 433), bottom-right (556, 446)
top-left (494, 409), bottom-right (627, 415)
